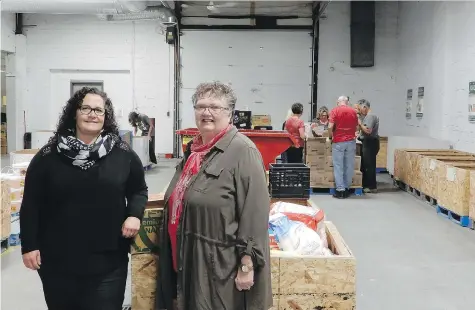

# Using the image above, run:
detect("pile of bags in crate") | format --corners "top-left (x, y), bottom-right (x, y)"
top-left (268, 201), bottom-right (333, 256)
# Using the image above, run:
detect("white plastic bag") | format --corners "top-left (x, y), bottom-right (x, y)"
top-left (269, 213), bottom-right (324, 256)
top-left (270, 201), bottom-right (328, 248)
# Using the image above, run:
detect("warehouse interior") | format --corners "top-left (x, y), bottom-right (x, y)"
top-left (1, 1), bottom-right (475, 310)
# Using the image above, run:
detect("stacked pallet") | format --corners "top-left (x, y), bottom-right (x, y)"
top-left (376, 136), bottom-right (388, 170)
top-left (305, 137), bottom-right (362, 188)
top-left (394, 149), bottom-right (475, 225)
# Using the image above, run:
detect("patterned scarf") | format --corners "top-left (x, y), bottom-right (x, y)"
top-left (169, 125), bottom-right (232, 225)
top-left (56, 131), bottom-right (119, 170)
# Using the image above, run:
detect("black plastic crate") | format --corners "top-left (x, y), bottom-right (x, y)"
top-left (269, 163), bottom-right (310, 198)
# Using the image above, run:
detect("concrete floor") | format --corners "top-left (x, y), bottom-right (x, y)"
top-left (1, 156), bottom-right (475, 309)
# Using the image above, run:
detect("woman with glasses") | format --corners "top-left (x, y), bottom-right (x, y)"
top-left (157, 82), bottom-right (272, 310)
top-left (311, 106), bottom-right (330, 137)
top-left (19, 87), bottom-right (148, 310)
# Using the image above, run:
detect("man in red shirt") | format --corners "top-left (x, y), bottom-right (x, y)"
top-left (328, 96), bottom-right (359, 198)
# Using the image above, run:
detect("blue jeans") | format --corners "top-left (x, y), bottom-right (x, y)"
top-left (332, 140), bottom-right (357, 191)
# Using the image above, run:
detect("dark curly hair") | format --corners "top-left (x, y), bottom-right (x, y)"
top-left (49, 87), bottom-right (119, 144)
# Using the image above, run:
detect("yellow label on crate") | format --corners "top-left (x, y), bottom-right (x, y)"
top-left (131, 208), bottom-right (164, 254)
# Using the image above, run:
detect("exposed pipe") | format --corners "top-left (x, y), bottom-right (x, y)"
top-left (99, 6), bottom-right (175, 22)
top-left (0, 0), bottom-right (149, 15)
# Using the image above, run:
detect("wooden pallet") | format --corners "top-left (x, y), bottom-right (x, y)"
top-left (394, 179), bottom-right (438, 206)
top-left (436, 205), bottom-right (470, 227)
top-left (311, 187), bottom-right (363, 196)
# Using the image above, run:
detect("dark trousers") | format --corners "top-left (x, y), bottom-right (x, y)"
top-left (286, 147), bottom-right (304, 163)
top-left (149, 136), bottom-right (157, 164)
top-left (360, 138), bottom-right (380, 189)
top-left (38, 262), bottom-right (128, 310)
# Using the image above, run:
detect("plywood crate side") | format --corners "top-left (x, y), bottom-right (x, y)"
top-left (271, 221), bottom-right (355, 310)
top-left (437, 164), bottom-right (475, 216)
top-left (376, 139), bottom-right (388, 168)
top-left (470, 171), bottom-right (475, 219)
top-left (131, 253), bottom-right (158, 310)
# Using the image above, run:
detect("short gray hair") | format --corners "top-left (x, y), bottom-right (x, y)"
top-left (191, 81), bottom-right (237, 110)
top-left (337, 95), bottom-right (349, 102)
top-left (358, 99), bottom-right (371, 108)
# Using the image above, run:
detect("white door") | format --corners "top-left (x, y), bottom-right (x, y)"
top-left (179, 31), bottom-right (313, 131)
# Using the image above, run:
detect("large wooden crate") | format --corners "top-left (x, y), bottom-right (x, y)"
top-left (436, 163), bottom-right (475, 216)
top-left (470, 171), bottom-right (475, 221)
top-left (270, 199), bottom-right (355, 310)
top-left (418, 155), bottom-right (475, 199)
top-left (376, 136), bottom-right (388, 169)
top-left (393, 149), bottom-right (475, 217)
top-left (394, 149), bottom-right (464, 188)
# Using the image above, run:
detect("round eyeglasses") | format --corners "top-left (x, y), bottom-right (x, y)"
top-left (79, 105), bottom-right (106, 116)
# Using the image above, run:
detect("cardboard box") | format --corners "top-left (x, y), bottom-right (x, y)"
top-left (306, 138), bottom-right (327, 155)
top-left (305, 155), bottom-right (327, 171)
top-left (316, 170), bottom-right (362, 187)
top-left (131, 195), bottom-right (165, 255)
top-left (251, 115), bottom-right (272, 127)
top-left (326, 156), bottom-right (361, 171)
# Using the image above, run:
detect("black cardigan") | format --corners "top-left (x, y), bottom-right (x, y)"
top-left (19, 141), bottom-right (148, 275)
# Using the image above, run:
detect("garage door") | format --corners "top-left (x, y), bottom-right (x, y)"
top-left (179, 30), bottom-right (312, 131)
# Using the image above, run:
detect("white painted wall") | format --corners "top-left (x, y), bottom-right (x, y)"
top-left (317, 1), bottom-right (399, 136)
top-left (180, 30), bottom-right (312, 130)
top-left (1, 13), bottom-right (16, 53)
top-left (23, 14), bottom-right (174, 153)
top-left (395, 1), bottom-right (475, 153)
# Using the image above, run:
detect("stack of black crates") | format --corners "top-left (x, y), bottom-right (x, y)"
top-left (268, 163), bottom-right (310, 199)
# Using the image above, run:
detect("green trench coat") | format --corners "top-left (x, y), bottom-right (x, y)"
top-left (156, 127), bottom-right (272, 310)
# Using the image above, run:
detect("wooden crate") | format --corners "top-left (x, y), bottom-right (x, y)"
top-left (436, 163), bottom-right (475, 216)
top-left (470, 171), bottom-right (475, 221)
top-left (418, 155), bottom-right (475, 199)
top-left (394, 149), bottom-right (463, 188)
top-left (270, 200), bottom-right (356, 310)
top-left (376, 136), bottom-right (388, 169)
top-left (131, 194), bottom-right (165, 310)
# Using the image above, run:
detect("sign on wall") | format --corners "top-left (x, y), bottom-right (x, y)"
top-left (416, 87), bottom-right (424, 119)
top-left (469, 81), bottom-right (475, 123)
top-left (405, 89), bottom-right (412, 119)
top-left (70, 81), bottom-right (104, 97)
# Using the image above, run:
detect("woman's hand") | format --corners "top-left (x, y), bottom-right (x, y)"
top-left (122, 216), bottom-right (141, 238)
top-left (235, 269), bottom-right (254, 291)
top-left (22, 250), bottom-right (41, 270)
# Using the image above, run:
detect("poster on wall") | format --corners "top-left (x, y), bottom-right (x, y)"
top-left (416, 87), bottom-right (424, 118)
top-left (405, 89), bottom-right (412, 119)
top-left (469, 81), bottom-right (475, 123)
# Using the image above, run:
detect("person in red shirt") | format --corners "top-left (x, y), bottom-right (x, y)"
top-left (284, 103), bottom-right (307, 163)
top-left (328, 96), bottom-right (359, 198)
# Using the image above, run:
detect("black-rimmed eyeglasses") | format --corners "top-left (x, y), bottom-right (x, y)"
top-left (79, 105), bottom-right (106, 116)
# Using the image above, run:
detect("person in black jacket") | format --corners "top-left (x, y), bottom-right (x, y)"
top-left (19, 87), bottom-right (148, 310)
